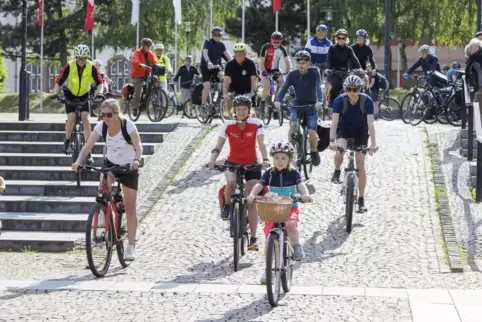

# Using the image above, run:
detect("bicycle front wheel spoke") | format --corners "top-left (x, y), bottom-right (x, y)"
top-left (85, 203), bottom-right (113, 277)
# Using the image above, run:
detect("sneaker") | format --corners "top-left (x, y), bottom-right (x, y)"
top-left (86, 153), bottom-right (94, 165)
top-left (220, 206), bottom-right (230, 221)
top-left (293, 243), bottom-right (305, 261)
top-left (63, 137), bottom-right (70, 154)
top-left (357, 197), bottom-right (368, 213)
top-left (310, 151), bottom-right (320, 166)
top-left (248, 237), bottom-right (259, 251)
top-left (260, 271), bottom-right (267, 285)
top-left (124, 244), bottom-right (135, 261)
top-left (331, 169), bottom-right (341, 183)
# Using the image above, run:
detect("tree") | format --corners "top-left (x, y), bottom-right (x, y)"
top-left (0, 49), bottom-right (7, 91)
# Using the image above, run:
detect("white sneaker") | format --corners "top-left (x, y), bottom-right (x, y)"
top-left (124, 244), bottom-right (135, 261)
top-left (260, 271), bottom-right (267, 285)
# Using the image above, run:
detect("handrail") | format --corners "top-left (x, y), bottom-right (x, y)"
top-left (463, 76), bottom-right (475, 161)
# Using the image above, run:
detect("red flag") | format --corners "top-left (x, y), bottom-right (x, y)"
top-left (83, 0), bottom-right (95, 32)
top-left (273, 0), bottom-right (281, 12)
top-left (37, 0), bottom-right (43, 28)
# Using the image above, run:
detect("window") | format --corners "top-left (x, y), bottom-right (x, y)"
top-left (124, 62), bottom-right (129, 74)
top-left (49, 66), bottom-right (54, 76)
top-left (124, 77), bottom-right (129, 86)
top-left (37, 78), bottom-right (41, 91)
top-left (117, 60), bottom-right (123, 74)
top-left (30, 78), bottom-right (36, 92)
top-left (111, 63), bottom-right (117, 75)
top-left (117, 77), bottom-right (124, 90)
top-left (32, 65), bottom-right (37, 75)
top-left (49, 77), bottom-right (54, 91)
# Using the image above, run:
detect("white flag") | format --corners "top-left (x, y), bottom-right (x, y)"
top-left (173, 0), bottom-right (182, 23)
top-left (131, 0), bottom-right (139, 25)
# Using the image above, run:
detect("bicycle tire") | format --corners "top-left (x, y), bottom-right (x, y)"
top-left (85, 203), bottom-right (113, 277)
top-left (379, 96), bottom-right (400, 121)
top-left (400, 93), bottom-right (417, 124)
top-left (409, 94), bottom-right (427, 126)
top-left (122, 99), bottom-right (129, 114)
top-left (278, 107), bottom-right (284, 126)
top-left (240, 207), bottom-right (249, 256)
top-left (115, 209), bottom-right (130, 268)
top-left (182, 99), bottom-right (196, 119)
top-left (233, 201), bottom-right (242, 272)
top-left (262, 104), bottom-right (272, 125)
top-left (146, 88), bottom-right (168, 122)
top-left (126, 99), bottom-right (141, 122)
top-left (446, 95), bottom-right (462, 127)
top-left (281, 239), bottom-right (293, 293)
top-left (345, 175), bottom-right (355, 233)
top-left (291, 137), bottom-right (302, 174)
top-left (195, 104), bottom-right (211, 124)
top-left (265, 233), bottom-right (281, 307)
top-left (303, 131), bottom-right (312, 180)
top-left (218, 100), bottom-right (226, 123)
top-left (164, 96), bottom-right (176, 118)
top-left (73, 132), bottom-right (82, 187)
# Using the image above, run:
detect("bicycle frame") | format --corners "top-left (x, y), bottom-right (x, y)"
top-left (94, 173), bottom-right (124, 242)
top-left (341, 150), bottom-right (359, 202)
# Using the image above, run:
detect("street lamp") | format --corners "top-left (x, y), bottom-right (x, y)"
top-left (185, 22), bottom-right (192, 55)
top-left (321, 7), bottom-right (335, 40)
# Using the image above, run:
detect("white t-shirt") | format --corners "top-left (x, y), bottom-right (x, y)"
top-left (94, 119), bottom-right (137, 166)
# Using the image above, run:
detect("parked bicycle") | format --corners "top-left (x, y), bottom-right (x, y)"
top-left (194, 66), bottom-right (226, 124)
top-left (290, 105), bottom-right (315, 181)
top-left (400, 75), bottom-right (428, 124)
top-left (377, 90), bottom-right (402, 121)
top-left (163, 80), bottom-right (195, 119)
top-left (213, 163), bottom-right (262, 272)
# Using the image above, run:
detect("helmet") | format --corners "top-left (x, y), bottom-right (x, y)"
top-left (335, 29), bottom-right (348, 37)
top-left (442, 64), bottom-right (450, 71)
top-left (270, 141), bottom-right (295, 157)
top-left (316, 24), bottom-right (328, 32)
top-left (211, 26), bottom-right (223, 35)
top-left (74, 44), bottom-right (90, 58)
top-left (93, 59), bottom-right (102, 67)
top-left (343, 75), bottom-right (364, 89)
top-left (419, 45), bottom-right (430, 53)
top-left (154, 43), bottom-right (164, 50)
top-left (476, 31), bottom-right (482, 37)
top-left (452, 61), bottom-right (461, 69)
top-left (141, 38), bottom-right (153, 46)
top-left (185, 55), bottom-right (193, 60)
top-left (294, 50), bottom-right (311, 62)
top-left (356, 29), bottom-right (368, 38)
top-left (233, 95), bottom-right (252, 108)
top-left (233, 43), bottom-right (248, 52)
top-left (271, 31), bottom-right (283, 40)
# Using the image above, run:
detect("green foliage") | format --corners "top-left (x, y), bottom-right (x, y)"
top-left (0, 50), bottom-right (7, 91)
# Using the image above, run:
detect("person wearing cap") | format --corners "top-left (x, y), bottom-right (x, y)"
top-left (305, 24), bottom-right (332, 72)
top-left (476, 31), bottom-right (482, 40)
top-left (174, 55), bottom-right (199, 105)
top-left (93, 59), bottom-right (112, 93)
top-left (153, 43), bottom-right (172, 91)
top-left (403, 45), bottom-right (441, 80)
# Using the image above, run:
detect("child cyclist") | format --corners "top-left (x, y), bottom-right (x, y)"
top-left (247, 141), bottom-right (312, 284)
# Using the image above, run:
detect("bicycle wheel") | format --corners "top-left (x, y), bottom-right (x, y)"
top-left (232, 201), bottom-right (242, 272)
top-left (278, 107), bottom-right (284, 126)
top-left (262, 104), bottom-right (272, 125)
top-left (164, 96), bottom-right (176, 118)
top-left (90, 102), bottom-right (100, 117)
top-left (122, 99), bottom-right (129, 114)
top-left (72, 131), bottom-right (82, 187)
top-left (85, 203), bottom-right (114, 277)
top-left (281, 239), bottom-right (293, 293)
top-left (302, 131), bottom-right (312, 180)
top-left (115, 209), bottom-right (131, 268)
top-left (218, 100), bottom-right (226, 123)
top-left (291, 136), bottom-right (303, 174)
top-left (146, 88), bottom-right (168, 122)
top-left (445, 95), bottom-right (462, 127)
top-left (240, 209), bottom-right (249, 256)
top-left (345, 175), bottom-right (355, 233)
top-left (195, 104), bottom-right (210, 124)
top-left (400, 93), bottom-right (417, 124)
top-left (182, 99), bottom-right (196, 119)
top-left (126, 99), bottom-right (141, 122)
top-left (379, 96), bottom-right (400, 121)
top-left (409, 93), bottom-right (428, 126)
top-left (265, 233), bottom-right (282, 307)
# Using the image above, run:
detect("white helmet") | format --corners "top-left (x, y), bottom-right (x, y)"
top-left (270, 141), bottom-right (295, 157)
top-left (154, 43), bottom-right (164, 50)
top-left (74, 44), bottom-right (90, 58)
top-left (343, 75), bottom-right (364, 89)
top-left (93, 59), bottom-right (102, 67)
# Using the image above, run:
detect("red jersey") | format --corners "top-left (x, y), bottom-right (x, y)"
top-left (219, 119), bottom-right (264, 165)
top-left (260, 43), bottom-right (288, 70)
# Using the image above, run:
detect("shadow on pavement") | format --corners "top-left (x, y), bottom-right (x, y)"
top-left (166, 167), bottom-right (220, 195)
top-left (195, 298), bottom-right (273, 322)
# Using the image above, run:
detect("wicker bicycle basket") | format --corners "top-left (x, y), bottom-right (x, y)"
top-left (257, 197), bottom-right (293, 223)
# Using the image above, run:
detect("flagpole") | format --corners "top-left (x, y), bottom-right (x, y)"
top-left (275, 12), bottom-right (278, 31)
top-left (91, 29), bottom-right (95, 60)
top-left (241, 0), bottom-right (245, 43)
top-left (306, 0), bottom-right (310, 41)
top-left (40, 0), bottom-right (44, 112)
top-left (136, 0), bottom-right (140, 47)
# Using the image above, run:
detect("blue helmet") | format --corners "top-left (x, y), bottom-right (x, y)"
top-left (419, 45), bottom-right (430, 53)
top-left (316, 24), bottom-right (328, 32)
top-left (356, 29), bottom-right (368, 38)
top-left (452, 61), bottom-right (461, 69)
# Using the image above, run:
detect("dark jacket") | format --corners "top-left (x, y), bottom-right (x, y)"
top-left (466, 50), bottom-right (482, 90)
top-left (406, 54), bottom-right (441, 75)
top-left (326, 44), bottom-right (361, 70)
top-left (174, 65), bottom-right (199, 88)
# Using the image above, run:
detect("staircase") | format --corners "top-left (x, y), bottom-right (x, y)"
top-left (0, 120), bottom-right (176, 252)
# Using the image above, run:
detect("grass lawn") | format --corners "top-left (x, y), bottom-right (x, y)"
top-left (389, 88), bottom-right (410, 102)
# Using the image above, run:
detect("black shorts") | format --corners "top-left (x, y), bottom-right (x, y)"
top-left (336, 128), bottom-right (369, 147)
top-left (65, 94), bottom-right (90, 114)
top-left (104, 159), bottom-right (139, 191)
top-left (224, 161), bottom-right (262, 181)
top-left (200, 65), bottom-right (222, 83)
top-left (228, 87), bottom-right (251, 96)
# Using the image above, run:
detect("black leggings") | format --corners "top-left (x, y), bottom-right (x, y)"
top-left (328, 74), bottom-right (343, 106)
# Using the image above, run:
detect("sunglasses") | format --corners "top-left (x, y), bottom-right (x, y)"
top-left (76, 57), bottom-right (87, 62)
top-left (101, 112), bottom-right (114, 118)
top-left (213, 33), bottom-right (222, 37)
top-left (337, 37), bottom-right (346, 40)
top-left (347, 87), bottom-right (360, 93)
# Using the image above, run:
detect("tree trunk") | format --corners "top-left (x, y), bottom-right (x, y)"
top-left (55, 0), bottom-right (68, 65)
top-left (400, 41), bottom-right (407, 73)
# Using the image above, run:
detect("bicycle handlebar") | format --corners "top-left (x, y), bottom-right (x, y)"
top-left (79, 164), bottom-right (139, 173)
top-left (212, 163), bottom-right (262, 172)
top-left (56, 95), bottom-right (104, 105)
top-left (336, 145), bottom-right (378, 153)
top-left (254, 193), bottom-right (311, 203)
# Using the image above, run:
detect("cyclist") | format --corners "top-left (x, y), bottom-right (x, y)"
top-left (153, 43), bottom-right (172, 91)
top-left (200, 27), bottom-right (232, 107)
top-left (93, 59), bottom-right (112, 93)
top-left (173, 55), bottom-right (199, 104)
top-left (329, 75), bottom-right (377, 213)
top-left (403, 45), bottom-right (441, 81)
top-left (207, 95), bottom-right (270, 251)
top-left (447, 61), bottom-right (462, 83)
top-left (366, 64), bottom-right (388, 119)
top-left (477, 31), bottom-right (482, 41)
top-left (52, 44), bottom-right (104, 164)
top-left (351, 29), bottom-right (376, 72)
top-left (131, 38), bottom-right (157, 117)
top-left (247, 141), bottom-right (313, 284)
top-left (259, 32), bottom-right (292, 114)
top-left (71, 99), bottom-right (143, 261)
top-left (223, 43), bottom-right (258, 116)
top-left (326, 29), bottom-right (361, 107)
top-left (275, 50), bottom-right (323, 167)
top-left (305, 24), bottom-right (332, 73)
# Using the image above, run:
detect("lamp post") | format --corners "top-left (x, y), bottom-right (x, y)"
top-left (185, 22), bottom-right (192, 55)
top-left (19, 0), bottom-right (28, 121)
top-left (322, 7), bottom-right (335, 40)
top-left (384, 0), bottom-right (391, 95)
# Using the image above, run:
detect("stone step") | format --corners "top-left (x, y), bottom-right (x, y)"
top-left (0, 153), bottom-right (149, 167)
top-left (0, 231), bottom-right (83, 252)
top-left (2, 180), bottom-right (99, 196)
top-left (0, 166), bottom-right (99, 182)
top-left (462, 139), bottom-right (478, 150)
top-left (460, 129), bottom-right (477, 139)
top-left (0, 131), bottom-right (165, 143)
top-left (0, 141), bottom-right (157, 154)
top-left (0, 121), bottom-right (177, 133)
top-left (472, 176), bottom-right (476, 188)
top-left (0, 195), bottom-right (94, 213)
top-left (471, 162), bottom-right (477, 176)
top-left (0, 212), bottom-right (86, 232)
top-left (461, 149), bottom-right (478, 158)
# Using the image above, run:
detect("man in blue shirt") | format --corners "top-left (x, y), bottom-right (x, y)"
top-left (305, 24), bottom-right (332, 72)
top-left (275, 50), bottom-right (323, 166)
top-left (329, 75), bottom-right (377, 212)
top-left (403, 45), bottom-right (441, 81)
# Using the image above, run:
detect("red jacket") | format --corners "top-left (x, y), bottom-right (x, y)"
top-left (131, 48), bottom-right (157, 78)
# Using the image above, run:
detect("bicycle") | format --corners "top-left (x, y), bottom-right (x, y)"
top-left (80, 164), bottom-right (137, 277)
top-left (377, 89), bottom-right (402, 121)
top-left (125, 64), bottom-right (169, 122)
top-left (213, 163), bottom-right (262, 272)
top-left (290, 105), bottom-right (315, 181)
top-left (336, 138), bottom-right (373, 233)
top-left (400, 75), bottom-right (428, 124)
top-left (260, 70), bottom-right (283, 126)
top-left (255, 194), bottom-right (307, 307)
top-left (90, 80), bottom-right (117, 117)
top-left (194, 66), bottom-right (226, 124)
top-left (164, 80), bottom-right (196, 119)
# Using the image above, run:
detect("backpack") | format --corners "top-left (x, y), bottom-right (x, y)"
top-left (102, 119), bottom-right (132, 145)
top-left (341, 93), bottom-right (368, 115)
top-left (376, 73), bottom-right (388, 90)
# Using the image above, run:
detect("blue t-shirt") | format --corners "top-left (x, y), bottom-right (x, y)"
top-left (201, 39), bottom-right (227, 67)
top-left (333, 95), bottom-right (374, 131)
top-left (260, 168), bottom-right (302, 208)
top-left (276, 68), bottom-right (323, 105)
top-left (446, 69), bottom-right (459, 83)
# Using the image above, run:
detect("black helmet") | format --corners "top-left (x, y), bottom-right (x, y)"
top-left (211, 27), bottom-right (223, 35)
top-left (233, 95), bottom-right (252, 108)
top-left (141, 38), bottom-right (153, 46)
top-left (271, 31), bottom-right (283, 40)
top-left (442, 64), bottom-right (450, 71)
top-left (335, 29), bottom-right (348, 37)
top-left (294, 50), bottom-right (311, 62)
